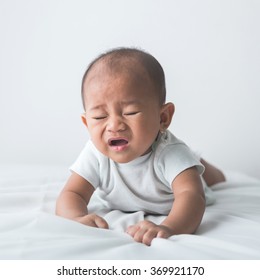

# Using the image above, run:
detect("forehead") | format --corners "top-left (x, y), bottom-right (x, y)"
top-left (85, 57), bottom-right (149, 85)
top-left (83, 60), bottom-right (156, 100)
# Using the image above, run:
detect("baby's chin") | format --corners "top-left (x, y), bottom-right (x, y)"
top-left (108, 149), bottom-right (152, 164)
top-left (109, 154), bottom-right (137, 164)
top-left (97, 143), bottom-right (152, 163)
top-left (100, 149), bottom-right (139, 164)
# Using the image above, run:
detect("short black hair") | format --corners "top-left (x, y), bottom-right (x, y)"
top-left (81, 47), bottom-right (166, 110)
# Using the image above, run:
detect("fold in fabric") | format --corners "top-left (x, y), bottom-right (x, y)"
top-left (0, 165), bottom-right (260, 259)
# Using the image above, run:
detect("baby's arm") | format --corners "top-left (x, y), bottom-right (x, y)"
top-left (55, 172), bottom-right (108, 229)
top-left (126, 167), bottom-right (205, 245)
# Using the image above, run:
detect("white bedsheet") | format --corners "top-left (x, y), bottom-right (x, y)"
top-left (0, 164), bottom-right (260, 260)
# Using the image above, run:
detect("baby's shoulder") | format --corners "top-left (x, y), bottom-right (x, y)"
top-left (153, 130), bottom-right (187, 156)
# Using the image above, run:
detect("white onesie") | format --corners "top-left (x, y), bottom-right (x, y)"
top-left (71, 130), bottom-right (214, 215)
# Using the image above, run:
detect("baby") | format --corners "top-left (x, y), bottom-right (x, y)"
top-left (56, 47), bottom-right (225, 246)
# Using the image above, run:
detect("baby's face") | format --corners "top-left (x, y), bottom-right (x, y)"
top-left (82, 65), bottom-right (163, 163)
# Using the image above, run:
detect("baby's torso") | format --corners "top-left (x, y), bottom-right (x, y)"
top-left (95, 151), bottom-right (174, 214)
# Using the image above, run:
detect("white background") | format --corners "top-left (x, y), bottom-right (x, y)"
top-left (0, 0), bottom-right (259, 179)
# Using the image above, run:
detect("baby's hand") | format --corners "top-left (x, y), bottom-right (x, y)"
top-left (75, 213), bottom-right (109, 229)
top-left (126, 220), bottom-right (173, 246)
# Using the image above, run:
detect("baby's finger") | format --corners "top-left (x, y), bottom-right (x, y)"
top-left (94, 216), bottom-right (109, 229)
top-left (132, 227), bottom-right (149, 243)
top-left (142, 230), bottom-right (158, 246)
top-left (156, 229), bottom-right (171, 239)
top-left (75, 215), bottom-right (96, 227)
top-left (126, 225), bottom-right (140, 237)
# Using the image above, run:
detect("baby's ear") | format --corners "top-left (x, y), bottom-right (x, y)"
top-left (81, 114), bottom-right (88, 127)
top-left (160, 102), bottom-right (175, 132)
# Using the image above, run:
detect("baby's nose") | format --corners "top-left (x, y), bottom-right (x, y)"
top-left (107, 116), bottom-right (126, 132)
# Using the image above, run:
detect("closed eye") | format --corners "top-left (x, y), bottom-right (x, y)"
top-left (124, 111), bottom-right (140, 116)
top-left (93, 116), bottom-right (107, 120)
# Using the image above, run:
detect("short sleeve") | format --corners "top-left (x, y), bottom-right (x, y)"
top-left (70, 141), bottom-right (100, 189)
top-left (156, 143), bottom-right (205, 187)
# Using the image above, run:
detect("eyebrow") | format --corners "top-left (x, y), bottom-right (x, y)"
top-left (88, 105), bottom-right (105, 111)
top-left (120, 100), bottom-right (142, 106)
top-left (89, 100), bottom-right (142, 111)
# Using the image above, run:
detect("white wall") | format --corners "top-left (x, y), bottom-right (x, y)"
top-left (0, 0), bottom-right (259, 178)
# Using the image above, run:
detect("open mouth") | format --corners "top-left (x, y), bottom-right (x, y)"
top-left (108, 138), bottom-right (129, 152)
top-left (108, 138), bottom-right (129, 147)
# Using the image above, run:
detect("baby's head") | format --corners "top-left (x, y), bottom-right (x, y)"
top-left (81, 47), bottom-right (174, 163)
top-left (81, 47), bottom-right (166, 110)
